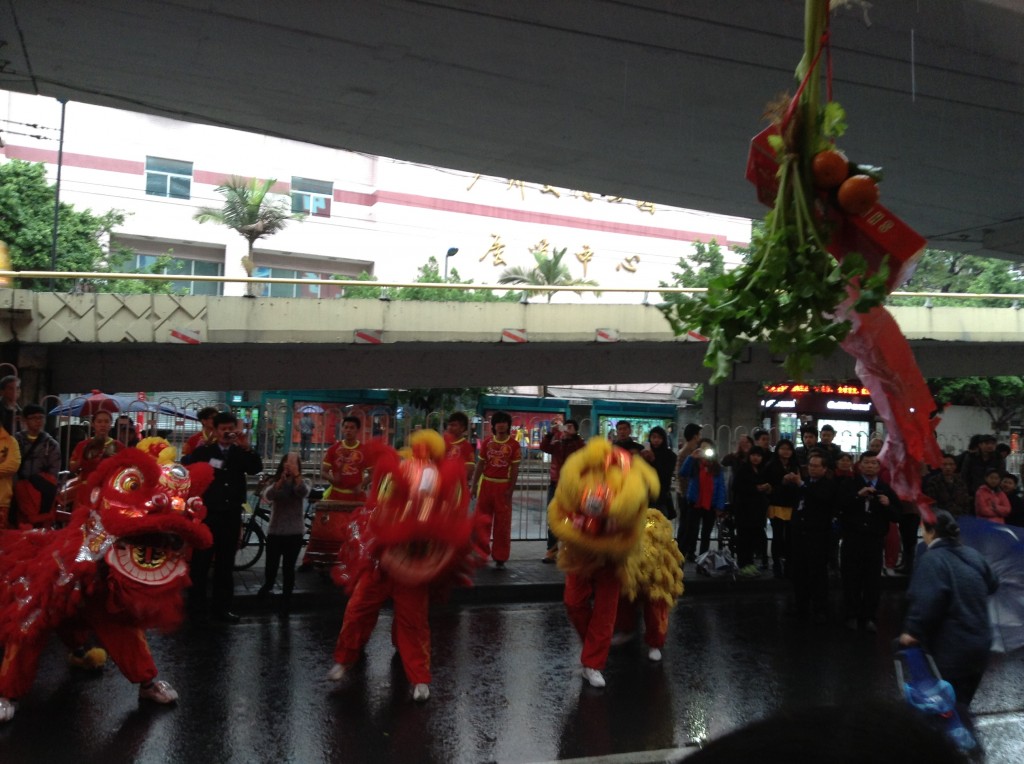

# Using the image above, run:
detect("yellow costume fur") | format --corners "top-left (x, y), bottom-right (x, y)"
top-left (547, 437), bottom-right (684, 605)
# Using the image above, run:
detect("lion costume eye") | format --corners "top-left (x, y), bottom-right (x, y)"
top-left (111, 466), bottom-right (145, 495)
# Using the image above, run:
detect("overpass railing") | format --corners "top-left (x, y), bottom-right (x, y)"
top-left (5, 270), bottom-right (1024, 306)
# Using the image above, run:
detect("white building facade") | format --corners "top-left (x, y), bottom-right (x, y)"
top-left (1, 91), bottom-right (752, 300)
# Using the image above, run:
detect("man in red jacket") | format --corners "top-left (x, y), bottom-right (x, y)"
top-left (538, 419), bottom-right (584, 562)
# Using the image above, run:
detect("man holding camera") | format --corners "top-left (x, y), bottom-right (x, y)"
top-left (184, 412), bottom-right (263, 623)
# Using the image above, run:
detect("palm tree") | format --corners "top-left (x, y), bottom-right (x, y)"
top-left (193, 176), bottom-right (301, 296)
top-left (497, 246), bottom-right (599, 303)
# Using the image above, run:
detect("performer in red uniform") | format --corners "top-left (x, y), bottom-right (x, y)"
top-left (470, 411), bottom-right (520, 567)
top-left (69, 411), bottom-right (124, 479)
top-left (328, 430), bottom-right (481, 702)
top-left (548, 438), bottom-right (669, 688)
top-left (322, 416), bottom-right (370, 502)
top-left (443, 411), bottom-right (476, 483)
top-left (181, 406), bottom-right (219, 457)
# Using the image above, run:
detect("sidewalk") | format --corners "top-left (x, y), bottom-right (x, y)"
top-left (231, 541), bottom-right (910, 614)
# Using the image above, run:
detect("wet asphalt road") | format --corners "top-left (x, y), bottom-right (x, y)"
top-left (2, 590), bottom-right (1023, 764)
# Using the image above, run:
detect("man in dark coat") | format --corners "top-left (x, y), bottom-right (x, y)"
top-left (789, 454), bottom-right (837, 622)
top-left (838, 450), bottom-right (899, 632)
top-left (184, 411), bottom-right (263, 622)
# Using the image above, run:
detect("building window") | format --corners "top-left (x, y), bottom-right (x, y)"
top-left (252, 267), bottom-right (343, 299)
top-left (291, 177), bottom-right (333, 218)
top-left (145, 156), bottom-right (193, 199)
top-left (135, 254), bottom-right (223, 296)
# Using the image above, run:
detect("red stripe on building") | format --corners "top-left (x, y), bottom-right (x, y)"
top-left (4, 145), bottom-right (143, 174)
top-left (354, 329), bottom-right (383, 344)
top-left (169, 328), bottom-right (201, 344)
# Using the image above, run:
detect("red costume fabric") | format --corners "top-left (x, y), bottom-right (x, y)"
top-left (564, 567), bottom-right (622, 670)
top-left (181, 430), bottom-right (213, 457)
top-left (614, 595), bottom-right (670, 649)
top-left (443, 434), bottom-right (475, 477)
top-left (69, 437), bottom-right (125, 478)
top-left (333, 570), bottom-right (431, 684)
top-left (323, 440), bottom-right (369, 501)
top-left (475, 435), bottom-right (520, 563)
top-left (329, 431), bottom-right (484, 692)
top-left (0, 446), bottom-right (212, 709)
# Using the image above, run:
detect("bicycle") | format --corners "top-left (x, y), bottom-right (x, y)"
top-left (235, 473), bottom-right (272, 570)
top-left (234, 475), bottom-right (326, 570)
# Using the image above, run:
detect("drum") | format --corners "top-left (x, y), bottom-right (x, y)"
top-left (304, 499), bottom-right (362, 566)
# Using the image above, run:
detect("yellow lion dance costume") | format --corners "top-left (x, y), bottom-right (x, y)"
top-left (548, 437), bottom-right (683, 685)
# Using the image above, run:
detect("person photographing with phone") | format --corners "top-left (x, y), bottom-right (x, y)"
top-left (258, 452), bottom-right (309, 617)
top-left (184, 412), bottom-right (263, 623)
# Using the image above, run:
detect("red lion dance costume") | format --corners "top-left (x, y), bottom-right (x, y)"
top-left (548, 437), bottom-right (683, 688)
top-left (328, 430), bottom-right (484, 702)
top-left (0, 440), bottom-right (213, 722)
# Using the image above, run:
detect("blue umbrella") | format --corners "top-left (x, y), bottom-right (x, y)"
top-left (957, 517), bottom-right (1024, 653)
top-left (123, 400), bottom-right (200, 420)
top-left (49, 390), bottom-right (134, 417)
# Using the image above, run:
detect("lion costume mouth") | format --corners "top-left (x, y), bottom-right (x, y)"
top-left (380, 540), bottom-right (456, 586)
top-left (106, 533), bottom-right (189, 585)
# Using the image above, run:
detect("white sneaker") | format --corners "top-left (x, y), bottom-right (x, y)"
top-left (609, 631), bottom-right (632, 647)
top-left (581, 667), bottom-right (606, 688)
top-left (412, 683), bottom-right (430, 701)
top-left (648, 647), bottom-right (663, 662)
top-left (0, 697), bottom-right (15, 722)
top-left (326, 663), bottom-right (348, 682)
top-left (139, 679), bottom-right (178, 704)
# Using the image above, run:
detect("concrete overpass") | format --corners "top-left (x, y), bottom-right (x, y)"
top-left (2, 287), bottom-right (1022, 394)
top-left (0, 1), bottom-right (1021, 260)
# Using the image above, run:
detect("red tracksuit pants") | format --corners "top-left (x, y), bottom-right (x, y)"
top-left (613, 596), bottom-right (669, 648)
top-left (1, 609), bottom-right (157, 699)
top-left (564, 566), bottom-right (621, 670)
top-left (476, 480), bottom-right (512, 563)
top-left (333, 572), bottom-right (431, 685)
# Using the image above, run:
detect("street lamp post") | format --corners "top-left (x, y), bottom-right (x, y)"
top-left (443, 247), bottom-right (459, 282)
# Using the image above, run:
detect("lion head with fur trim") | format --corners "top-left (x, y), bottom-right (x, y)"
top-left (547, 438), bottom-right (659, 566)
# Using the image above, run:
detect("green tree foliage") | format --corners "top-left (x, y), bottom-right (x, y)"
top-left (497, 244), bottom-right (599, 302)
top-left (338, 256), bottom-right (515, 302)
top-left (0, 159), bottom-right (172, 292)
top-left (193, 176), bottom-right (301, 295)
top-left (658, 238), bottom-right (729, 297)
top-left (929, 376), bottom-right (1024, 434)
top-left (889, 248), bottom-right (1024, 307)
top-left (905, 249), bottom-right (1024, 432)
top-left (657, 239), bottom-right (731, 403)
